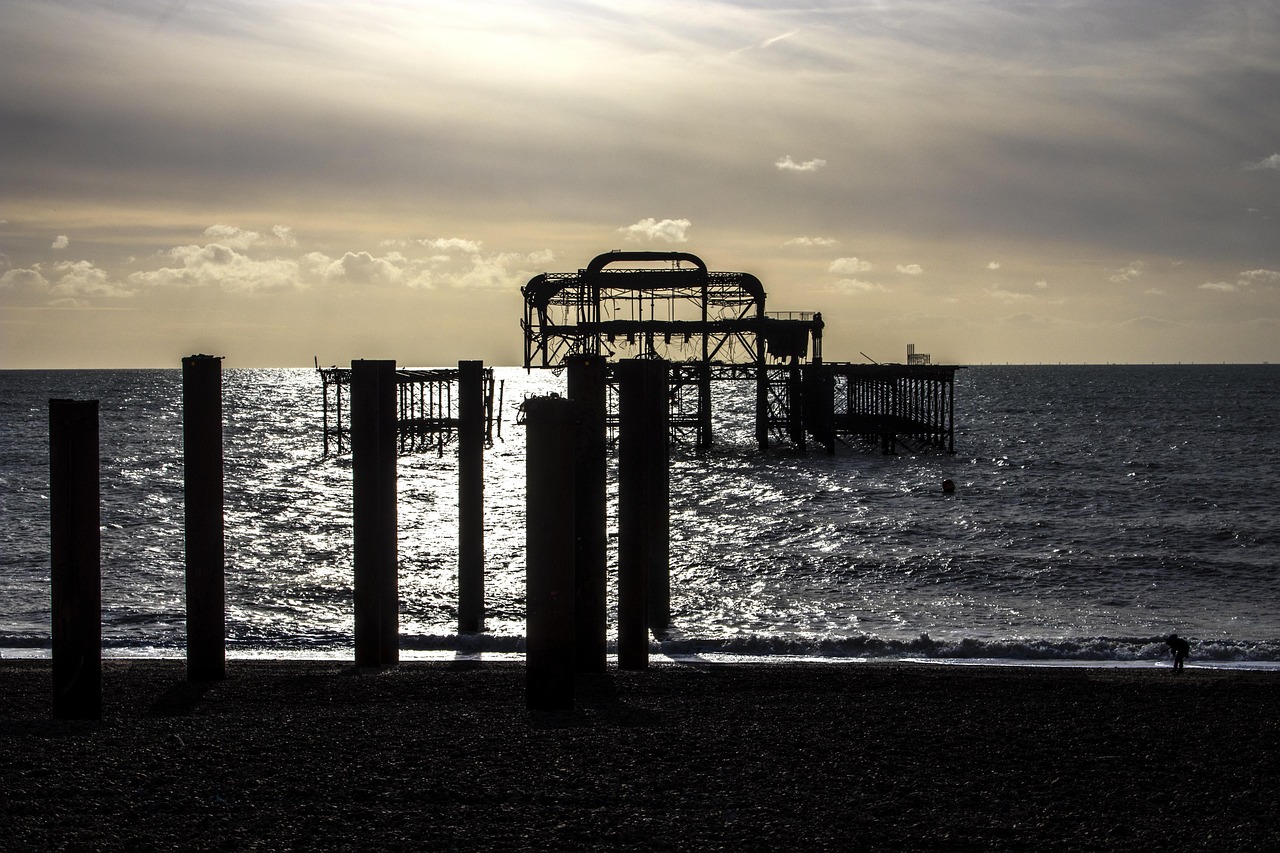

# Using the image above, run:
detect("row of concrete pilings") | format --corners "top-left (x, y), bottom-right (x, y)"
top-left (46, 354), bottom-right (669, 718)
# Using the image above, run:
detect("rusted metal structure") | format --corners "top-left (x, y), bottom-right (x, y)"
top-left (522, 251), bottom-right (958, 453)
top-left (316, 363), bottom-right (498, 456)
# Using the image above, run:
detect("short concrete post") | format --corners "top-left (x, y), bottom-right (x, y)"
top-left (567, 354), bottom-right (607, 673)
top-left (49, 399), bottom-right (101, 719)
top-left (351, 359), bottom-right (399, 667)
top-left (457, 360), bottom-right (485, 633)
top-left (182, 355), bottom-right (226, 681)
top-left (524, 395), bottom-right (575, 711)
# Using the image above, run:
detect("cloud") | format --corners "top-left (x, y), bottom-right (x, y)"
top-left (618, 218), bottom-right (691, 243)
top-left (51, 235), bottom-right (69, 250)
top-left (784, 236), bottom-right (836, 247)
top-left (1199, 269), bottom-right (1280, 294)
top-left (1108, 261), bottom-right (1144, 283)
top-left (829, 257), bottom-right (872, 274)
top-left (1243, 154), bottom-right (1280, 171)
top-left (318, 251), bottom-right (403, 286)
top-left (775, 155), bottom-right (827, 172)
top-left (202, 225), bottom-right (261, 250)
top-left (835, 278), bottom-right (887, 294)
top-left (50, 260), bottom-right (131, 298)
top-left (896, 264), bottom-right (924, 275)
top-left (272, 225), bottom-right (297, 247)
top-left (987, 286), bottom-right (1035, 303)
top-left (1033, 280), bottom-right (1049, 289)
top-left (418, 237), bottom-right (484, 254)
top-left (132, 242), bottom-right (302, 293)
top-left (986, 261), bottom-right (1001, 270)
top-left (1, 261), bottom-right (129, 301)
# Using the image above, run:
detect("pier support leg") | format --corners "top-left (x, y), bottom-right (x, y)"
top-left (351, 359), bottom-right (398, 667)
top-left (617, 359), bottom-right (670, 667)
top-left (524, 395), bottom-right (576, 711)
top-left (49, 399), bottom-right (101, 720)
top-left (458, 360), bottom-right (485, 634)
top-left (647, 361), bottom-right (670, 639)
top-left (567, 355), bottom-right (607, 673)
top-left (183, 355), bottom-right (226, 681)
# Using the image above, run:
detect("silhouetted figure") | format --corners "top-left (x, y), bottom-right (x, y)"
top-left (941, 478), bottom-right (955, 494)
top-left (1166, 633), bottom-right (1190, 671)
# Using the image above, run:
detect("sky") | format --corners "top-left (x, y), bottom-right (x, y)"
top-left (2, 0), bottom-right (1278, 368)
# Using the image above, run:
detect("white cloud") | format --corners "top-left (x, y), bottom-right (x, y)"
top-left (419, 237), bottom-right (484, 254)
top-left (829, 257), bottom-right (872, 275)
top-left (450, 250), bottom-right (555, 290)
top-left (835, 278), bottom-right (887, 294)
top-left (1198, 269), bottom-right (1279, 294)
top-left (775, 155), bottom-right (827, 172)
top-left (987, 286), bottom-right (1034, 303)
top-left (986, 261), bottom-right (1001, 270)
top-left (321, 251), bottom-right (403, 286)
top-left (132, 242), bottom-right (302, 293)
top-left (1, 266), bottom-right (51, 295)
top-left (272, 225), bottom-right (297, 247)
top-left (51, 235), bottom-right (69, 250)
top-left (618, 218), bottom-right (691, 243)
top-left (202, 225), bottom-right (261, 250)
top-left (896, 264), bottom-right (924, 275)
top-left (50, 260), bottom-right (130, 298)
top-left (1109, 261), bottom-right (1144, 283)
top-left (1033, 280), bottom-right (1049, 289)
top-left (1243, 154), bottom-right (1280, 171)
top-left (784, 236), bottom-right (836, 247)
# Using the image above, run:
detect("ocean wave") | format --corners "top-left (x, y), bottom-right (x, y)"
top-left (5, 631), bottom-right (1279, 664)
top-left (655, 633), bottom-right (1280, 663)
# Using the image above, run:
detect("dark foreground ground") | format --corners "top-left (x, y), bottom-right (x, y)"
top-left (2, 660), bottom-right (1277, 852)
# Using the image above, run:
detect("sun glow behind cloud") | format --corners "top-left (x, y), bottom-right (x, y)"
top-left (1, 0), bottom-right (1278, 365)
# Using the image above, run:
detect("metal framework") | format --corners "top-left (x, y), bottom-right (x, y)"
top-left (317, 364), bottom-right (498, 456)
top-left (520, 250), bottom-right (958, 453)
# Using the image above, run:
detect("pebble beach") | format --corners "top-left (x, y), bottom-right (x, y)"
top-left (3, 660), bottom-right (1278, 851)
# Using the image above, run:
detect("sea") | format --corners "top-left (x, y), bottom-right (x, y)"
top-left (2, 364), bottom-right (1278, 668)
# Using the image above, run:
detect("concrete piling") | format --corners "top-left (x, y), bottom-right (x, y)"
top-left (182, 354), bottom-right (226, 681)
top-left (49, 398), bottom-right (102, 719)
top-left (524, 395), bottom-right (576, 711)
top-left (567, 354), bottom-right (608, 673)
top-left (351, 359), bottom-right (399, 667)
top-left (457, 360), bottom-right (485, 633)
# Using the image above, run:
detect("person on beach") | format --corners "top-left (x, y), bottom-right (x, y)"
top-left (1166, 633), bottom-right (1191, 671)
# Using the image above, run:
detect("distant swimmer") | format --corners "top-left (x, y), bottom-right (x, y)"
top-left (1166, 633), bottom-right (1191, 671)
top-left (942, 478), bottom-right (955, 494)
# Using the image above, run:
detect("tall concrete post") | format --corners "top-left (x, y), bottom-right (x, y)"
top-left (351, 359), bottom-right (398, 667)
top-left (617, 359), bottom-right (670, 668)
top-left (524, 395), bottom-right (576, 711)
top-left (647, 359), bottom-right (671, 638)
top-left (49, 399), bottom-right (102, 720)
top-left (182, 354), bottom-right (226, 681)
top-left (457, 360), bottom-right (485, 633)
top-left (566, 354), bottom-right (607, 672)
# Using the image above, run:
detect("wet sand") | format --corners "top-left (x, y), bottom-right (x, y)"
top-left (2, 660), bottom-right (1278, 851)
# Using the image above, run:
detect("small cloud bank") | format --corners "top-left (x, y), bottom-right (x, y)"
top-left (1199, 268), bottom-right (1280, 293)
top-left (896, 264), bottom-right (924, 275)
top-left (784, 236), bottom-right (836, 247)
top-left (618, 218), bottom-right (691, 243)
top-left (1242, 154), bottom-right (1280, 171)
top-left (2, 224), bottom-right (554, 304)
top-left (775, 155), bottom-right (827, 172)
top-left (52, 235), bottom-right (69, 250)
top-left (829, 257), bottom-right (872, 275)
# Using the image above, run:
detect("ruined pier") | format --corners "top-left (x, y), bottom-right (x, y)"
top-left (522, 251), bottom-right (958, 454)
